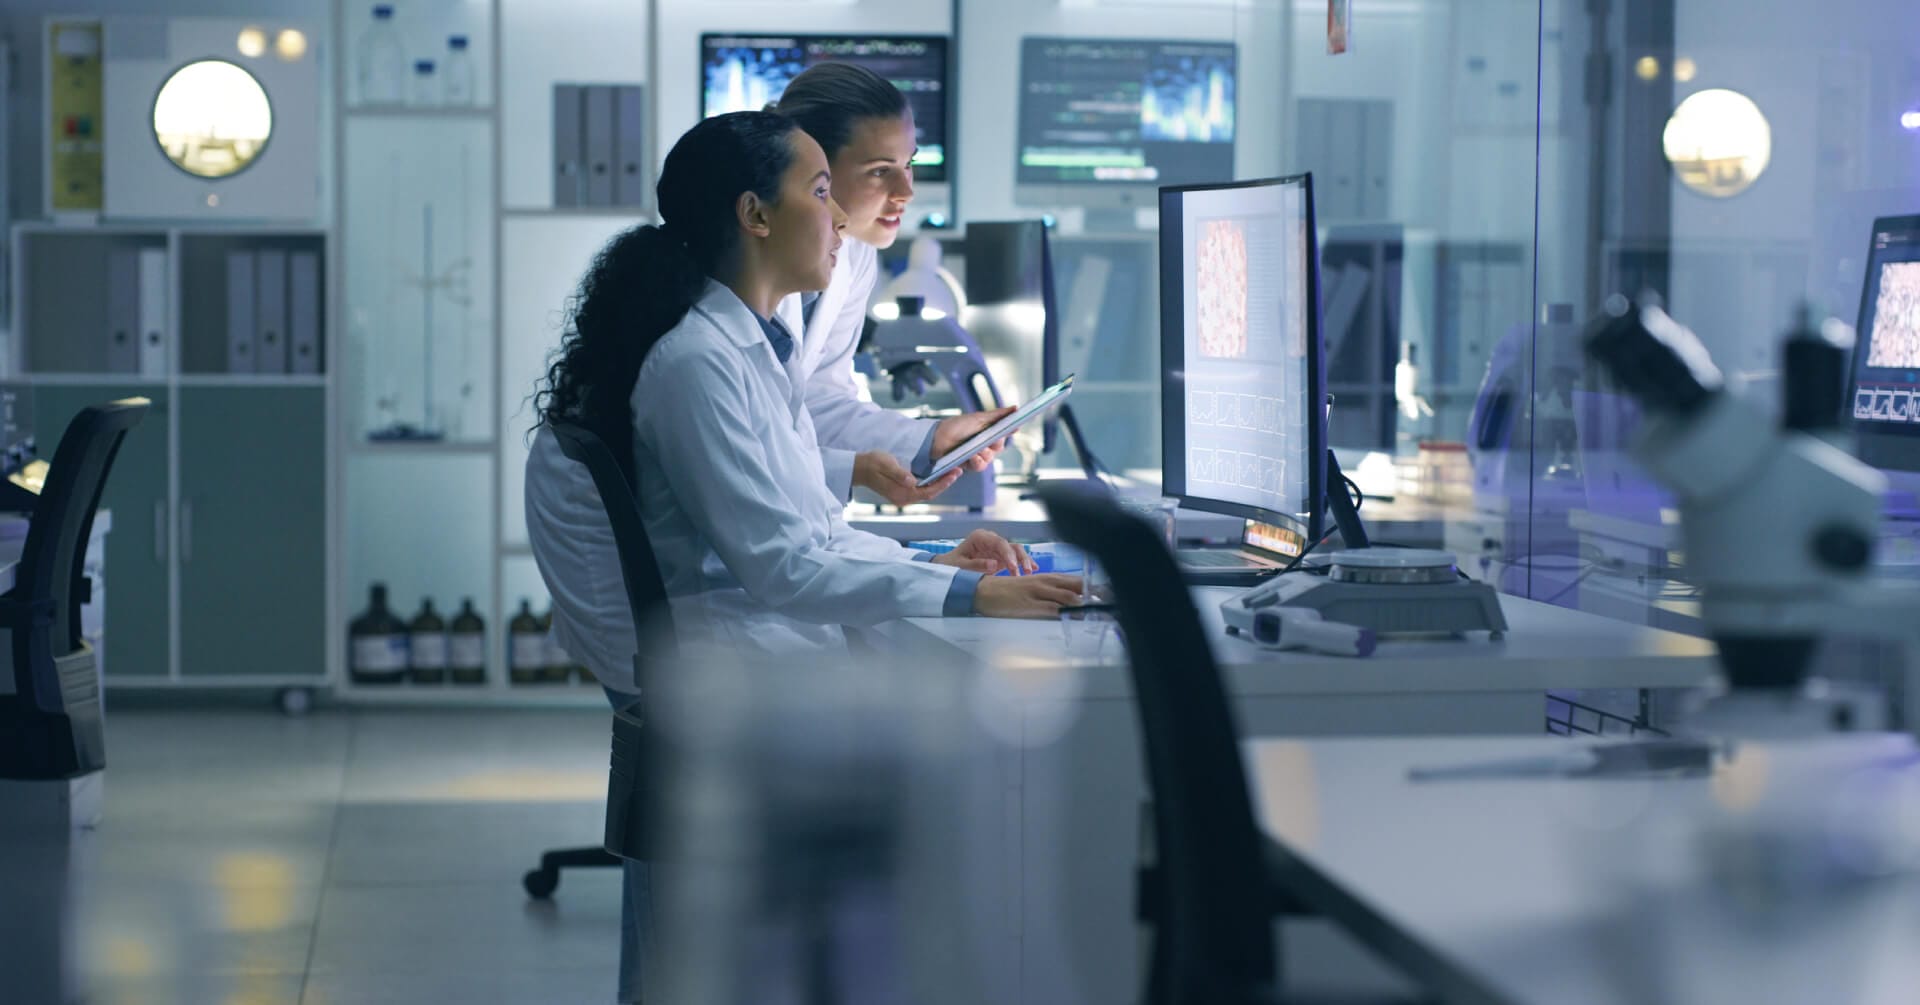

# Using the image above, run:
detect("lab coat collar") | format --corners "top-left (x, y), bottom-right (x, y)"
top-left (691, 279), bottom-right (808, 419)
top-left (693, 280), bottom-right (771, 350)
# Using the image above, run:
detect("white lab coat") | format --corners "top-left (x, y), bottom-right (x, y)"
top-left (627, 280), bottom-right (960, 657)
top-left (525, 425), bottom-right (642, 693)
top-left (776, 238), bottom-right (937, 502)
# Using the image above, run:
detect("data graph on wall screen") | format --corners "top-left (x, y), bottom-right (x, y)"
top-left (1016, 36), bottom-right (1236, 189)
top-left (700, 34), bottom-right (949, 182)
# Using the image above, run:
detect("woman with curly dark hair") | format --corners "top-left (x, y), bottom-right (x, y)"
top-left (525, 109), bottom-right (1079, 1004)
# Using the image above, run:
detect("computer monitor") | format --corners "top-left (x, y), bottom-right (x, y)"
top-left (1848, 214), bottom-right (1920, 493)
top-left (699, 34), bottom-right (950, 184)
top-left (961, 221), bottom-right (1061, 454)
top-left (1160, 175), bottom-right (1325, 549)
top-left (1016, 36), bottom-right (1238, 212)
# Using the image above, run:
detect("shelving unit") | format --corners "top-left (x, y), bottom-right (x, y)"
top-left (8, 221), bottom-right (333, 697)
top-left (332, 0), bottom-right (651, 705)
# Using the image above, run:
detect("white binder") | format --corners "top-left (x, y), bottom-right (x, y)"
top-left (226, 251), bottom-right (255, 373)
top-left (288, 251), bottom-right (321, 375)
top-left (105, 248), bottom-right (140, 373)
top-left (136, 246), bottom-right (167, 378)
top-left (254, 249), bottom-right (288, 374)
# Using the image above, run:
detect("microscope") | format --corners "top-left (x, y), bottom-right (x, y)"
top-left (865, 294), bottom-right (1003, 509)
top-left (1585, 294), bottom-right (1920, 738)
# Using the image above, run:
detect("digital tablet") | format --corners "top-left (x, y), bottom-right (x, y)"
top-left (916, 375), bottom-right (1076, 487)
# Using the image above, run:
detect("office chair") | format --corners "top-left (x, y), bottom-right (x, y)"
top-left (0, 398), bottom-right (150, 780)
top-left (1037, 481), bottom-right (1287, 1005)
top-left (522, 420), bottom-right (671, 898)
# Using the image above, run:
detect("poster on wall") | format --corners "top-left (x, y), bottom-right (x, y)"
top-left (47, 20), bottom-right (104, 214)
top-left (1328, 0), bottom-right (1351, 55)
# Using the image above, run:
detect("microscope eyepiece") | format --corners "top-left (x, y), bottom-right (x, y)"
top-left (1584, 294), bottom-right (1723, 417)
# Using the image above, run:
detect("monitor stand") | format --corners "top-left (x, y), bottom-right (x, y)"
top-left (1324, 448), bottom-right (1370, 550)
top-left (1080, 207), bottom-right (1149, 234)
top-left (1056, 403), bottom-right (1110, 482)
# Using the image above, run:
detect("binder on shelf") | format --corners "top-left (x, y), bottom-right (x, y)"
top-left (105, 248), bottom-right (140, 373)
top-left (553, 84), bottom-right (583, 207)
top-left (288, 250), bottom-right (321, 375)
top-left (583, 85), bottom-right (615, 207)
top-left (613, 85), bottom-right (646, 207)
top-left (226, 251), bottom-right (255, 373)
top-left (136, 247), bottom-right (167, 378)
top-left (255, 249), bottom-right (288, 374)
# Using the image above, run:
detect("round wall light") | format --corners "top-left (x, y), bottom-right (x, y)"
top-left (152, 59), bottom-right (274, 179)
top-left (1902, 110), bottom-right (1920, 132)
top-left (1663, 88), bottom-right (1771, 198)
top-left (236, 27), bottom-right (267, 59)
top-left (275, 29), bottom-right (308, 62)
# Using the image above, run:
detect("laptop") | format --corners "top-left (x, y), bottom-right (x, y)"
top-left (1175, 517), bottom-right (1305, 585)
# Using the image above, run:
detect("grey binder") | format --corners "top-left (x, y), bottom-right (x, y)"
top-left (225, 251), bottom-right (255, 374)
top-left (584, 85), bottom-right (615, 206)
top-left (106, 248), bottom-right (140, 373)
top-left (288, 251), bottom-right (321, 375)
top-left (613, 85), bottom-right (646, 207)
top-left (553, 84), bottom-right (583, 207)
top-left (254, 249), bottom-right (288, 374)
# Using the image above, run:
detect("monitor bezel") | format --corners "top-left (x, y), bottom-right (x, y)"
top-left (1158, 173), bottom-right (1326, 542)
top-left (697, 32), bottom-right (953, 185)
top-left (1850, 212), bottom-right (1920, 471)
top-left (1012, 34), bottom-right (1239, 201)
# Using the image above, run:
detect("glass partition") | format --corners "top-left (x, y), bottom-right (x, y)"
top-left (1538, 0), bottom-right (1920, 640)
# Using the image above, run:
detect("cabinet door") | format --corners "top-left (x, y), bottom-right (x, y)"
top-left (29, 385), bottom-right (172, 678)
top-left (178, 388), bottom-right (325, 679)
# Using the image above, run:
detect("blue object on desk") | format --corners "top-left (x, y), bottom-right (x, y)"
top-left (909, 540), bottom-right (1085, 575)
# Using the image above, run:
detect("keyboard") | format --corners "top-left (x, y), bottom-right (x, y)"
top-left (1177, 549), bottom-right (1263, 568)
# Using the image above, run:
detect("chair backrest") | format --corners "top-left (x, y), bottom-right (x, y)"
top-left (548, 421), bottom-right (675, 681)
top-left (11, 397), bottom-right (150, 706)
top-left (1036, 482), bottom-right (1277, 1001)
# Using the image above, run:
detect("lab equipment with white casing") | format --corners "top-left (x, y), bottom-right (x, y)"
top-left (1584, 294), bottom-right (1920, 739)
top-left (1221, 547), bottom-right (1508, 653)
top-left (864, 248), bottom-right (1004, 508)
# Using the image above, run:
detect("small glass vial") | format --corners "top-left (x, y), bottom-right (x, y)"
top-left (409, 58), bottom-right (439, 108)
top-left (442, 35), bottom-right (475, 107)
top-left (355, 4), bottom-right (405, 106)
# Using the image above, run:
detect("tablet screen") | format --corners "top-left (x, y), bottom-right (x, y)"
top-left (916, 375), bottom-right (1076, 486)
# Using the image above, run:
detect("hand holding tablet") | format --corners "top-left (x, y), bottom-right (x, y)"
top-left (916, 375), bottom-right (1076, 487)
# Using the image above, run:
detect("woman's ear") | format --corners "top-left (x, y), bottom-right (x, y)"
top-left (736, 191), bottom-right (772, 239)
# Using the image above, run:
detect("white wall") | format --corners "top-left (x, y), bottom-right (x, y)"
top-left (501, 0), bottom-right (650, 209)
top-left (4, 0), bottom-right (330, 223)
top-left (1667, 0), bottom-right (1920, 373)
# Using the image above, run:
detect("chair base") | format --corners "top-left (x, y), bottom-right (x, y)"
top-left (522, 845), bottom-right (621, 900)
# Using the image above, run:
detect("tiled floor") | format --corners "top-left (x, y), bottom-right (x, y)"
top-left (22, 707), bottom-right (625, 1005)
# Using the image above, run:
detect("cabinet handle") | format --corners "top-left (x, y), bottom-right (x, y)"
top-left (153, 500), bottom-right (166, 563)
top-left (180, 498), bottom-right (193, 564)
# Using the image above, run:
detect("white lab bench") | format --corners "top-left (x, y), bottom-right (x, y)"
top-left (847, 479), bottom-right (1455, 549)
top-left (1247, 733), bottom-right (1920, 1004)
top-left (870, 586), bottom-right (1719, 1004)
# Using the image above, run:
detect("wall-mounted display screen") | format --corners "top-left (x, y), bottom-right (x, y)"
top-left (1017, 36), bottom-right (1236, 189)
top-left (700, 34), bottom-right (949, 183)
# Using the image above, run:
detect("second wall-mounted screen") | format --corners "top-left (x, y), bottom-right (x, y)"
top-left (701, 34), bottom-right (949, 183)
top-left (1018, 36), bottom-right (1236, 190)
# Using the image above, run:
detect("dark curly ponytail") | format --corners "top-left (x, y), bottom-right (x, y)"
top-left (534, 111), bottom-right (800, 471)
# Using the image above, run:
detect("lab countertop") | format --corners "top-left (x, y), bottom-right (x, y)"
top-left (874, 585), bottom-right (1717, 700)
top-left (1248, 733), bottom-right (1920, 1005)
